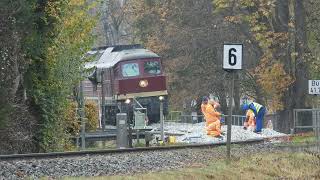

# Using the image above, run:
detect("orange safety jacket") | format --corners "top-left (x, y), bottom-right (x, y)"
top-left (201, 103), bottom-right (207, 116)
top-left (205, 104), bottom-right (221, 123)
top-left (245, 109), bottom-right (256, 127)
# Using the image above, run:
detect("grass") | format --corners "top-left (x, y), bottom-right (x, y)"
top-left (291, 132), bottom-right (317, 144)
top-left (63, 151), bottom-right (320, 180)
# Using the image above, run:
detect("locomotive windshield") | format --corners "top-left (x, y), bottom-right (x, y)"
top-left (144, 61), bottom-right (161, 74)
top-left (122, 63), bottom-right (140, 77)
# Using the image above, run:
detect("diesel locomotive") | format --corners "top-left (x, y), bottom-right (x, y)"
top-left (83, 44), bottom-right (168, 125)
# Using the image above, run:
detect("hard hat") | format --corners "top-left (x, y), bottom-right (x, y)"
top-left (202, 96), bottom-right (209, 102)
top-left (242, 104), bottom-right (249, 111)
top-left (208, 99), bottom-right (215, 105)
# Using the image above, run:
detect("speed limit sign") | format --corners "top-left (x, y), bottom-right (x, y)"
top-left (223, 44), bottom-right (243, 70)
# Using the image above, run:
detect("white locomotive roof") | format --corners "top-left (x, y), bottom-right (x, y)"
top-left (84, 46), bottom-right (159, 69)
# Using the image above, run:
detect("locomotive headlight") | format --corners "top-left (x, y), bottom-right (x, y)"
top-left (139, 80), bottom-right (148, 87)
top-left (159, 96), bottom-right (164, 101)
top-left (125, 98), bottom-right (131, 104)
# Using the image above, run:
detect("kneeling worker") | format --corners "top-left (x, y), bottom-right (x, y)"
top-left (205, 99), bottom-right (222, 138)
top-left (243, 108), bottom-right (256, 131)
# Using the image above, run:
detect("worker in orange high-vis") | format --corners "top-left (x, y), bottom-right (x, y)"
top-left (201, 96), bottom-right (209, 121)
top-left (243, 109), bottom-right (256, 131)
top-left (205, 100), bottom-right (222, 138)
top-left (201, 96), bottom-right (209, 128)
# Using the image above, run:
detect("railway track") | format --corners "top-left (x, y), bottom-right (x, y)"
top-left (0, 138), bottom-right (265, 160)
top-left (1, 135), bottom-right (310, 179)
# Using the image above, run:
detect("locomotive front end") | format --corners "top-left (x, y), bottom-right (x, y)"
top-left (114, 57), bottom-right (168, 123)
top-left (84, 45), bottom-right (168, 125)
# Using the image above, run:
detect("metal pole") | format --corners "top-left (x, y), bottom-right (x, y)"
top-left (127, 103), bottom-right (133, 148)
top-left (317, 109), bottom-right (320, 152)
top-left (101, 70), bottom-right (106, 131)
top-left (116, 113), bottom-right (128, 149)
top-left (227, 71), bottom-right (235, 163)
top-left (76, 134), bottom-right (79, 150)
top-left (318, 115), bottom-right (320, 152)
top-left (160, 101), bottom-right (164, 141)
top-left (79, 80), bottom-right (86, 150)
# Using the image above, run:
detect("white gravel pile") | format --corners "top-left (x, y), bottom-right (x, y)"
top-left (150, 122), bottom-right (287, 144)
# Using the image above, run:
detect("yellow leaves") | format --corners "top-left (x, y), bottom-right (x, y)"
top-left (291, 52), bottom-right (299, 58)
top-left (240, 0), bottom-right (256, 7)
top-left (224, 16), bottom-right (242, 24)
top-left (214, 0), bottom-right (230, 9)
top-left (256, 62), bottom-right (294, 111)
top-left (69, 0), bottom-right (85, 6)
top-left (84, 101), bottom-right (99, 131)
top-left (251, 24), bottom-right (267, 32)
top-left (253, 31), bottom-right (288, 49)
top-left (158, 7), bottom-right (169, 22)
top-left (213, 0), bottom-right (302, 112)
top-left (43, 0), bottom-right (96, 84)
top-left (145, 35), bottom-right (169, 54)
top-left (288, 22), bottom-right (295, 28)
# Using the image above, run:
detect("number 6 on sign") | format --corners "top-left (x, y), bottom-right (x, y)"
top-left (223, 44), bottom-right (243, 70)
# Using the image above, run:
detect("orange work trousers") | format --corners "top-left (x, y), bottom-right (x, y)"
top-left (206, 120), bottom-right (221, 137)
top-left (244, 118), bottom-right (256, 130)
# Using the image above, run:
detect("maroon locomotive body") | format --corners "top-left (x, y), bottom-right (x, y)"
top-left (83, 45), bottom-right (168, 124)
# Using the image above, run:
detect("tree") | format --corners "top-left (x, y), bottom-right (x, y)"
top-left (0, 0), bottom-right (39, 154)
top-left (105, 0), bottom-right (127, 44)
top-left (215, 0), bottom-right (310, 132)
top-left (126, 0), bottom-right (262, 114)
top-left (27, 0), bottom-right (97, 152)
top-left (305, 0), bottom-right (320, 79)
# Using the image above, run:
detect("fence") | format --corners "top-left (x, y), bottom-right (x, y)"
top-left (293, 109), bottom-right (320, 133)
top-left (158, 111), bottom-right (246, 144)
top-left (166, 111), bottom-right (246, 126)
top-left (293, 109), bottom-right (320, 151)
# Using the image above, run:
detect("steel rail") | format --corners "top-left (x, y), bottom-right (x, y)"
top-left (0, 138), bottom-right (265, 160)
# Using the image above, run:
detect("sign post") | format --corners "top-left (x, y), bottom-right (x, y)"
top-left (309, 80), bottom-right (320, 95)
top-left (223, 44), bottom-right (243, 164)
top-left (308, 80), bottom-right (320, 151)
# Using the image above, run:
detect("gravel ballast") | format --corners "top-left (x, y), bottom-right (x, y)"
top-left (0, 122), bottom-right (288, 179)
top-left (0, 143), bottom-right (279, 179)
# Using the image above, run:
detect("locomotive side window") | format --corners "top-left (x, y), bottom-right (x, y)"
top-left (144, 61), bottom-right (161, 74)
top-left (114, 65), bottom-right (120, 77)
top-left (122, 63), bottom-right (140, 77)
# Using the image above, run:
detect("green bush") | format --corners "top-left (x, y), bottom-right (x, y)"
top-left (64, 100), bottom-right (99, 136)
top-left (64, 102), bottom-right (80, 135)
top-left (84, 101), bottom-right (99, 131)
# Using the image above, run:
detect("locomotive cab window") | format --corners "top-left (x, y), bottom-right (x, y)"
top-left (144, 61), bottom-right (161, 75)
top-left (122, 63), bottom-right (140, 77)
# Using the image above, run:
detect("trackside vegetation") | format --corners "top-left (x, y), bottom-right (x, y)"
top-left (64, 152), bottom-right (320, 180)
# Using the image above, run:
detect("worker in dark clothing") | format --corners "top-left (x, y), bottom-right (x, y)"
top-left (242, 102), bottom-right (266, 133)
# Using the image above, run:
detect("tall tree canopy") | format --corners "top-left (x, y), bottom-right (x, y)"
top-left (126, 0), bottom-right (254, 113)
top-left (214, 0), bottom-right (310, 131)
top-left (126, 0), bottom-right (316, 132)
top-left (0, 0), bottom-right (96, 153)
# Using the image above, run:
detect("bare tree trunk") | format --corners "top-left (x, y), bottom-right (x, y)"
top-left (272, 0), bottom-right (294, 133)
top-left (293, 0), bottom-right (308, 109)
top-left (275, 0), bottom-right (309, 133)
